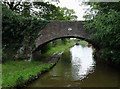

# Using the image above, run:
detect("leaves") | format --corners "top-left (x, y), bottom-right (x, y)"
top-left (2, 0), bottom-right (77, 61)
top-left (83, 2), bottom-right (120, 64)
top-left (2, 4), bottom-right (49, 61)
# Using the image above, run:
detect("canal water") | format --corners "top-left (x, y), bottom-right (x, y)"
top-left (27, 45), bottom-right (120, 88)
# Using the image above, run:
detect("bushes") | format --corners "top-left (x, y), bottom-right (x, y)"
top-left (2, 4), bottom-right (49, 61)
top-left (41, 42), bottom-right (52, 53)
top-left (84, 6), bottom-right (120, 64)
top-left (99, 48), bottom-right (120, 64)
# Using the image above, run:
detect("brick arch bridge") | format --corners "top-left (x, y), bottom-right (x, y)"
top-left (34, 21), bottom-right (92, 52)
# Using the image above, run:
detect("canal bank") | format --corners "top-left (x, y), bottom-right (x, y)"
top-left (25, 45), bottom-right (120, 88)
top-left (2, 42), bottom-right (75, 88)
top-left (17, 52), bottom-right (63, 88)
top-left (2, 53), bottom-right (62, 88)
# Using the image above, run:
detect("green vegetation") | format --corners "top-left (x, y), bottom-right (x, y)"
top-left (41, 39), bottom-right (71, 53)
top-left (0, 64), bottom-right (1, 89)
top-left (76, 40), bottom-right (87, 46)
top-left (2, 39), bottom-right (79, 88)
top-left (2, 0), bottom-right (77, 62)
top-left (40, 39), bottom-right (88, 59)
top-left (83, 2), bottom-right (120, 65)
top-left (72, 39), bottom-right (88, 46)
top-left (2, 61), bottom-right (42, 74)
top-left (79, 41), bottom-right (87, 47)
top-left (2, 1), bottom-right (78, 88)
top-left (61, 49), bottom-right (71, 61)
top-left (40, 41), bottom-right (75, 58)
top-left (41, 42), bottom-right (53, 53)
top-left (2, 61), bottom-right (53, 88)
top-left (2, 3), bottom-right (49, 62)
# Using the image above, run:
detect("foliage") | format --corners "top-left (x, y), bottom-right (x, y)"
top-left (2, 4), bottom-right (48, 61)
top-left (3, 1), bottom-right (77, 20)
top-left (52, 39), bottom-right (63, 47)
top-left (61, 49), bottom-right (71, 62)
top-left (58, 7), bottom-right (77, 21)
top-left (2, 62), bottom-right (53, 87)
top-left (41, 38), bottom-right (71, 53)
top-left (61, 38), bottom-right (67, 45)
top-left (40, 40), bottom-right (87, 59)
top-left (79, 40), bottom-right (88, 47)
top-left (2, 1), bottom-right (78, 62)
top-left (29, 2), bottom-right (77, 20)
top-left (41, 42), bottom-right (52, 53)
top-left (0, 64), bottom-right (1, 89)
top-left (3, 1), bottom-right (33, 17)
top-left (30, 2), bottom-right (77, 51)
top-left (87, 2), bottom-right (120, 13)
top-left (83, 2), bottom-right (120, 64)
top-left (40, 41), bottom-right (75, 58)
top-left (51, 38), bottom-right (70, 48)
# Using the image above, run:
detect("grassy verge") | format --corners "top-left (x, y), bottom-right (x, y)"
top-left (40, 42), bottom-right (75, 58)
top-left (2, 40), bottom-right (87, 88)
top-left (2, 61), bottom-right (43, 74)
top-left (2, 61), bottom-right (53, 88)
top-left (2, 42), bottom-right (75, 88)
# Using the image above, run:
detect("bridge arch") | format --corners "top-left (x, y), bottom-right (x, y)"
top-left (34, 21), bottom-right (91, 51)
top-left (35, 36), bottom-right (91, 52)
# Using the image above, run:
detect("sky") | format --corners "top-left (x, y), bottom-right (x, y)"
top-left (47, 0), bottom-right (120, 20)
top-left (49, 0), bottom-right (91, 21)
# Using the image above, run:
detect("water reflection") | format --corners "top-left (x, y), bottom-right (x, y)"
top-left (70, 45), bottom-right (95, 80)
top-left (26, 45), bottom-right (120, 88)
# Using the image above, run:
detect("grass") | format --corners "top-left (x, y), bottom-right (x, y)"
top-left (40, 40), bottom-right (88, 58)
top-left (2, 61), bottom-right (42, 74)
top-left (1, 40), bottom-right (87, 88)
top-left (2, 61), bottom-right (53, 88)
top-left (2, 41), bottom-right (75, 88)
top-left (40, 42), bottom-right (75, 58)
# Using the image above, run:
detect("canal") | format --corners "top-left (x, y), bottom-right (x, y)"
top-left (26, 45), bottom-right (120, 88)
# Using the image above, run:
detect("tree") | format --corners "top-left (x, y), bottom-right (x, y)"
top-left (59, 7), bottom-right (77, 21)
top-left (2, 1), bottom-right (78, 61)
top-left (3, 1), bottom-right (77, 20)
top-left (83, 2), bottom-right (120, 64)
top-left (2, 3), bottom-right (48, 62)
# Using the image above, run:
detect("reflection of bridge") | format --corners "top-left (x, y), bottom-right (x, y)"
top-left (35, 21), bottom-right (91, 51)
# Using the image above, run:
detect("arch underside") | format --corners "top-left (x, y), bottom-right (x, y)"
top-left (34, 35), bottom-right (90, 52)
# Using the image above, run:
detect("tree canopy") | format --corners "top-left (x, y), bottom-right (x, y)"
top-left (3, 1), bottom-right (77, 20)
top-left (2, 1), bottom-right (77, 62)
top-left (83, 2), bottom-right (120, 64)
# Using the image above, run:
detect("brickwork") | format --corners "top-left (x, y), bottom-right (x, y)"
top-left (35, 21), bottom-right (90, 51)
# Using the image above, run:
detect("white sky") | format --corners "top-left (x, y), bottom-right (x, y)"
top-left (49, 0), bottom-right (91, 21)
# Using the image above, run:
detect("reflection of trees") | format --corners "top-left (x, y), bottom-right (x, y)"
top-left (51, 49), bottom-right (73, 78)
top-left (61, 49), bottom-right (72, 66)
